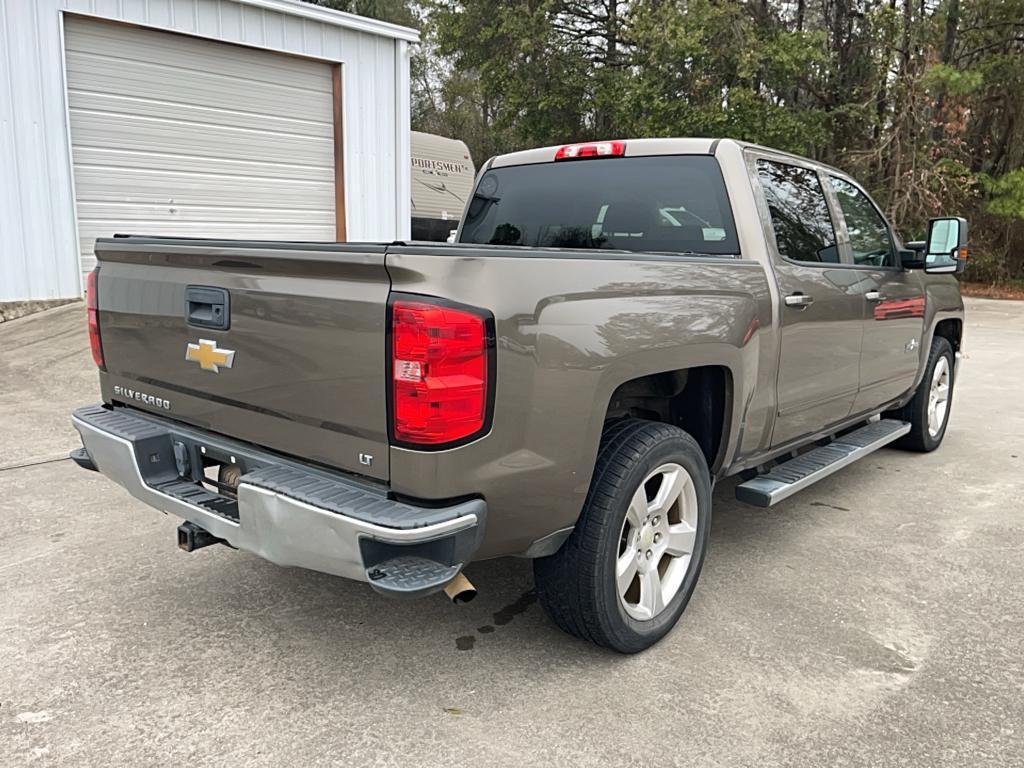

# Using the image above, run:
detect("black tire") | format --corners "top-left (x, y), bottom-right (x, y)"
top-left (533, 419), bottom-right (712, 653)
top-left (886, 336), bottom-right (955, 452)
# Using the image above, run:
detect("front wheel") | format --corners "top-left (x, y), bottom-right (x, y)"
top-left (887, 335), bottom-right (955, 452)
top-left (533, 419), bottom-right (712, 653)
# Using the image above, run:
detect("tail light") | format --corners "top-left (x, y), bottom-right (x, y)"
top-left (390, 298), bottom-right (493, 447)
top-left (554, 140), bottom-right (626, 160)
top-left (86, 269), bottom-right (105, 370)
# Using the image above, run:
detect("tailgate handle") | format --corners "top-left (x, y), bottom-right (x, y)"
top-left (185, 286), bottom-right (230, 330)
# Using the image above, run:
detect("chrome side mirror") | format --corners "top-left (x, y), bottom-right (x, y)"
top-left (924, 217), bottom-right (968, 274)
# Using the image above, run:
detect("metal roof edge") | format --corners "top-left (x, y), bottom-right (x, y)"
top-left (233, 0), bottom-right (419, 42)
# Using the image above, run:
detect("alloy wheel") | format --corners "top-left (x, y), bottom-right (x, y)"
top-left (616, 462), bottom-right (699, 621)
top-left (927, 356), bottom-right (951, 438)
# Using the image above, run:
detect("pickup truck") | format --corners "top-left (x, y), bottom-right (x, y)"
top-left (71, 138), bottom-right (967, 653)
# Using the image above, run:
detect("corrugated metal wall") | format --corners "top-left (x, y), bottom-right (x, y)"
top-left (0, 0), bottom-right (414, 302)
top-left (0, 0), bottom-right (81, 302)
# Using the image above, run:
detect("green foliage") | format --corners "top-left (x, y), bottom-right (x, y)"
top-left (302, 0), bottom-right (1024, 284)
top-left (983, 170), bottom-right (1024, 220)
top-left (303, 0), bottom-right (418, 26)
top-left (924, 63), bottom-right (983, 96)
top-left (622, 1), bottom-right (830, 154)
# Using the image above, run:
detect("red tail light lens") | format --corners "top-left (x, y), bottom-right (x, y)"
top-left (554, 140), bottom-right (626, 160)
top-left (86, 269), bottom-right (105, 370)
top-left (391, 299), bottom-right (492, 446)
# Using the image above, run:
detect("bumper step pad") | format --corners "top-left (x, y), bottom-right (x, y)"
top-left (365, 556), bottom-right (461, 598)
top-left (242, 465), bottom-right (462, 529)
top-left (151, 478), bottom-right (239, 520)
top-left (735, 419), bottom-right (911, 508)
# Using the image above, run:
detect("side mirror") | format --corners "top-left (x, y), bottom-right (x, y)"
top-left (923, 217), bottom-right (968, 274)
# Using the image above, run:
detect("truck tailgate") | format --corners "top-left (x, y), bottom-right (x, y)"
top-left (93, 238), bottom-right (390, 481)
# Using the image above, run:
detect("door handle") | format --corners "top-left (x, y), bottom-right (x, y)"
top-left (864, 290), bottom-right (883, 302)
top-left (185, 286), bottom-right (230, 330)
top-left (784, 293), bottom-right (814, 308)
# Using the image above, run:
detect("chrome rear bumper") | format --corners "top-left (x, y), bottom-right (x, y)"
top-left (72, 405), bottom-right (484, 595)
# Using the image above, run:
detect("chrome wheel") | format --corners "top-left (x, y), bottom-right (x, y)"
top-left (927, 356), bottom-right (951, 438)
top-left (616, 462), bottom-right (699, 621)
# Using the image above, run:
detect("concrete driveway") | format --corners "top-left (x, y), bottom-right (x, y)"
top-left (2, 298), bottom-right (1022, 767)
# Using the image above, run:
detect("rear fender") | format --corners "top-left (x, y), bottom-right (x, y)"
top-left (385, 246), bottom-right (772, 558)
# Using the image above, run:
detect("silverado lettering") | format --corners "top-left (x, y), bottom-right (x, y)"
top-left (112, 385), bottom-right (170, 411)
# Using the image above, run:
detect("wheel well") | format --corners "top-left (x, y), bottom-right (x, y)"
top-left (933, 318), bottom-right (962, 352)
top-left (605, 366), bottom-right (730, 470)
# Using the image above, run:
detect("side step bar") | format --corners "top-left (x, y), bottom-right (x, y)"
top-left (736, 419), bottom-right (911, 508)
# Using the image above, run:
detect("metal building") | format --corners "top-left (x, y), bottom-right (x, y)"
top-left (0, 0), bottom-right (417, 303)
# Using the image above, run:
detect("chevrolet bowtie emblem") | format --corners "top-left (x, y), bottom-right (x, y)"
top-left (185, 339), bottom-right (235, 373)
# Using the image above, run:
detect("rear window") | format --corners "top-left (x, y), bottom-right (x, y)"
top-left (459, 155), bottom-right (740, 256)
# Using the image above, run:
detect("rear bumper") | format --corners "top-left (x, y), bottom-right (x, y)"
top-left (71, 405), bottom-right (484, 596)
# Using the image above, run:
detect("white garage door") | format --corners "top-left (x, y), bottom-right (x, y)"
top-left (64, 17), bottom-right (337, 278)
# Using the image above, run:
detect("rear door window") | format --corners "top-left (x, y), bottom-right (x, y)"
top-left (459, 155), bottom-right (739, 256)
top-left (756, 160), bottom-right (840, 265)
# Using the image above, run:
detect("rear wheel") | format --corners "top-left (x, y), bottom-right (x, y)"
top-left (533, 419), bottom-right (712, 653)
top-left (887, 336), bottom-right (955, 452)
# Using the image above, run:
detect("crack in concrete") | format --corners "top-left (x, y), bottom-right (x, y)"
top-left (0, 456), bottom-right (70, 473)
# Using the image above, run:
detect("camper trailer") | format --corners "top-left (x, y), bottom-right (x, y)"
top-left (411, 131), bottom-right (475, 241)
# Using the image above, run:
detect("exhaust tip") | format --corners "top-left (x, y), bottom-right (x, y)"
top-left (443, 572), bottom-right (477, 604)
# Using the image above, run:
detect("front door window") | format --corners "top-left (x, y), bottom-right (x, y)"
top-left (828, 177), bottom-right (896, 268)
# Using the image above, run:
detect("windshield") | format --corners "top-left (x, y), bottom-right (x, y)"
top-left (459, 155), bottom-right (739, 256)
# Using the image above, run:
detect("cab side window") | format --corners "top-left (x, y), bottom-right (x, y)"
top-left (828, 177), bottom-right (896, 268)
top-left (756, 160), bottom-right (839, 264)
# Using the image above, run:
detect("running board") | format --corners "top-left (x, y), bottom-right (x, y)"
top-left (736, 419), bottom-right (911, 508)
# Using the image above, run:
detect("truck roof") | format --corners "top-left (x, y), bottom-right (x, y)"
top-left (489, 138), bottom-right (847, 177)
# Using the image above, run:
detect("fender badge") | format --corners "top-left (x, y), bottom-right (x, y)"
top-left (186, 339), bottom-right (235, 373)
top-left (905, 338), bottom-right (919, 353)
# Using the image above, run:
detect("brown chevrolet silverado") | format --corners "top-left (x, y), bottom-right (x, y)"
top-left (71, 138), bottom-right (967, 652)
